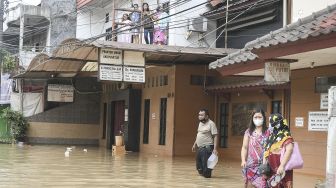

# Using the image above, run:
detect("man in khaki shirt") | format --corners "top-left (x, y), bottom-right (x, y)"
top-left (192, 109), bottom-right (218, 178)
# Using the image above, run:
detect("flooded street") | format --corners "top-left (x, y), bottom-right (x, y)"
top-left (0, 144), bottom-right (321, 187)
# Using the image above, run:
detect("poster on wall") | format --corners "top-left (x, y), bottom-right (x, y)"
top-left (308, 111), bottom-right (329, 131)
top-left (47, 84), bottom-right (74, 102)
top-left (321, 93), bottom-right (328, 110)
top-left (295, 117), bottom-right (304, 127)
top-left (232, 102), bottom-right (267, 136)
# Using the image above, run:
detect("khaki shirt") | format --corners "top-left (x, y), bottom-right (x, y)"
top-left (196, 119), bottom-right (218, 147)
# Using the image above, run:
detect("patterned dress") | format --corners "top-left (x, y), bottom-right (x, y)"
top-left (243, 129), bottom-right (269, 188)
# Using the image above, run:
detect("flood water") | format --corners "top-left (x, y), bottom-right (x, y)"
top-left (0, 144), bottom-right (320, 187)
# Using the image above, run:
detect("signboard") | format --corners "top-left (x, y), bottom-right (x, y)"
top-left (48, 84), bottom-right (74, 102)
top-left (123, 66), bottom-right (145, 83)
top-left (124, 51), bottom-right (145, 66)
top-left (308, 111), bottom-right (329, 131)
top-left (264, 62), bottom-right (290, 82)
top-left (99, 64), bottom-right (123, 81)
top-left (295, 117), bottom-right (304, 127)
top-left (321, 93), bottom-right (328, 110)
top-left (99, 48), bottom-right (122, 65)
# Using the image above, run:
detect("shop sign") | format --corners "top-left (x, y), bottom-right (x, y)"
top-left (99, 64), bottom-right (122, 81)
top-left (308, 111), bottom-right (329, 131)
top-left (123, 66), bottom-right (145, 83)
top-left (48, 84), bottom-right (74, 102)
top-left (124, 51), bottom-right (145, 66)
top-left (295, 117), bottom-right (304, 127)
top-left (264, 62), bottom-right (290, 82)
top-left (99, 48), bottom-right (122, 65)
top-left (321, 93), bottom-right (328, 110)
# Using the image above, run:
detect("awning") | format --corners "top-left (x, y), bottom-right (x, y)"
top-left (206, 78), bottom-right (290, 92)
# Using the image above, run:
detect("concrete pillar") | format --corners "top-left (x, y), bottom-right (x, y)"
top-left (326, 86), bottom-right (336, 188)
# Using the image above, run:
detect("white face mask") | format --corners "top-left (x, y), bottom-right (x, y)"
top-left (253, 119), bottom-right (263, 127)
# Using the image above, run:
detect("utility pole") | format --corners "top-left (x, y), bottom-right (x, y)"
top-left (0, 0), bottom-right (5, 103)
top-left (224, 0), bottom-right (229, 49)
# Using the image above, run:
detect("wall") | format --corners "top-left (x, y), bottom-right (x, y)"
top-left (41, 0), bottom-right (77, 47)
top-left (216, 89), bottom-right (284, 161)
top-left (291, 0), bottom-right (336, 22)
top-left (139, 66), bottom-right (176, 156)
top-left (173, 64), bottom-right (220, 156)
top-left (290, 65), bottom-right (336, 176)
top-left (27, 122), bottom-right (99, 145)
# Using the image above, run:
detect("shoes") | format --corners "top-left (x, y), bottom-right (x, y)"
top-left (268, 172), bottom-right (286, 187)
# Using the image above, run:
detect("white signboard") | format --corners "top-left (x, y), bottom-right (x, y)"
top-left (123, 66), bottom-right (145, 83)
top-left (124, 51), bottom-right (145, 66)
top-left (48, 84), bottom-right (74, 102)
top-left (308, 111), bottom-right (329, 131)
top-left (321, 93), bottom-right (328, 110)
top-left (99, 64), bottom-right (123, 81)
top-left (100, 48), bottom-right (122, 65)
top-left (264, 62), bottom-right (290, 82)
top-left (295, 117), bottom-right (304, 127)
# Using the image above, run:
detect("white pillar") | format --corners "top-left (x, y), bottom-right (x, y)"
top-left (326, 86), bottom-right (336, 188)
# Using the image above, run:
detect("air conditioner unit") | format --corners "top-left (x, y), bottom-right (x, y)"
top-left (188, 17), bottom-right (207, 33)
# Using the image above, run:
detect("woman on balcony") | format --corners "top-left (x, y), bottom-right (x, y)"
top-left (153, 6), bottom-right (169, 45)
top-left (117, 14), bottom-right (132, 43)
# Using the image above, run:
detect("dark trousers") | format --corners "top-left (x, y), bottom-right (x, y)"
top-left (196, 145), bottom-right (213, 178)
top-left (144, 28), bottom-right (153, 44)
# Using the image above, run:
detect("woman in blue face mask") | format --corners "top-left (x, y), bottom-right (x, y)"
top-left (241, 108), bottom-right (269, 188)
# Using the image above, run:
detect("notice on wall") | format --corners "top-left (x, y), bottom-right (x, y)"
top-left (308, 111), bottom-right (329, 131)
top-left (124, 51), bottom-right (145, 66)
top-left (295, 117), bottom-right (304, 127)
top-left (321, 93), bottom-right (328, 110)
top-left (152, 113), bottom-right (156, 120)
top-left (264, 62), bottom-right (290, 82)
top-left (123, 66), bottom-right (145, 83)
top-left (99, 64), bottom-right (123, 81)
top-left (99, 48), bottom-right (122, 65)
top-left (48, 84), bottom-right (74, 102)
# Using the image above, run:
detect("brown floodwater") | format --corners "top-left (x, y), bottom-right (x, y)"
top-left (0, 144), bottom-right (320, 187)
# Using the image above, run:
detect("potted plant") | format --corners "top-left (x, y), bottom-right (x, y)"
top-left (1, 108), bottom-right (29, 144)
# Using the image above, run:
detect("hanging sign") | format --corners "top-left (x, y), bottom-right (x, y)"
top-left (295, 117), bottom-right (304, 127)
top-left (99, 64), bottom-right (123, 81)
top-left (123, 66), bottom-right (145, 83)
top-left (99, 48), bottom-right (122, 65)
top-left (264, 62), bottom-right (290, 82)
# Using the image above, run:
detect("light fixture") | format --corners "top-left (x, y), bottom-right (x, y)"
top-left (310, 62), bottom-right (315, 68)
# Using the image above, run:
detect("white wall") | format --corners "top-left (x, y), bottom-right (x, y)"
top-left (292, 0), bottom-right (336, 22)
top-left (76, 0), bottom-right (216, 47)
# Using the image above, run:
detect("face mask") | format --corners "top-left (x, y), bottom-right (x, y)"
top-left (253, 119), bottom-right (263, 127)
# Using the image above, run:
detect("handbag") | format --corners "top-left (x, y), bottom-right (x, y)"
top-left (280, 142), bottom-right (304, 171)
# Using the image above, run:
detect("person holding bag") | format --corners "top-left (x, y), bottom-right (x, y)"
top-left (263, 113), bottom-right (296, 188)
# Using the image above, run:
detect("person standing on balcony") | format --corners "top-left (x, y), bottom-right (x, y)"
top-left (153, 5), bottom-right (169, 45)
top-left (192, 109), bottom-right (218, 178)
top-left (130, 4), bottom-right (141, 44)
top-left (117, 14), bottom-right (132, 43)
top-left (142, 3), bottom-right (154, 44)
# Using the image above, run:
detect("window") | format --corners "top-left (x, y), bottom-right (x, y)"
top-left (190, 75), bottom-right (214, 86)
top-left (219, 103), bottom-right (229, 148)
top-left (271, 100), bottom-right (282, 114)
top-left (105, 13), bottom-right (109, 23)
top-left (143, 99), bottom-right (150, 144)
top-left (315, 76), bottom-right (336, 93)
top-left (160, 75), bottom-right (168, 86)
top-left (105, 27), bottom-right (112, 41)
top-left (102, 103), bottom-right (107, 139)
top-left (159, 98), bottom-right (167, 145)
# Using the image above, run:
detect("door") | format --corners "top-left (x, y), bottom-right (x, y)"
top-left (109, 100), bottom-right (125, 149)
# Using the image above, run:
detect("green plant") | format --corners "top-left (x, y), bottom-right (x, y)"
top-left (1, 108), bottom-right (29, 142)
top-left (0, 49), bottom-right (17, 73)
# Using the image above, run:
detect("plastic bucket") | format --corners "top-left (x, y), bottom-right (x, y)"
top-left (115, 136), bottom-right (123, 146)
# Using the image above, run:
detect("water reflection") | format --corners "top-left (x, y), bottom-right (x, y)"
top-left (0, 144), bottom-right (242, 187)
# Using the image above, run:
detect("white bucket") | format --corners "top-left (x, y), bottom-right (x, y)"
top-left (115, 136), bottom-right (124, 146)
